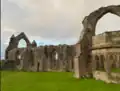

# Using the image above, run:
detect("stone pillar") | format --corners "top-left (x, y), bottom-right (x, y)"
top-left (116, 55), bottom-right (120, 68)
top-left (74, 54), bottom-right (87, 78)
top-left (39, 61), bottom-right (42, 72)
top-left (92, 56), bottom-right (97, 71)
top-left (74, 56), bottom-right (80, 78)
top-left (39, 56), bottom-right (46, 72)
top-left (86, 54), bottom-right (92, 75)
top-left (58, 49), bottom-right (64, 71)
top-left (104, 54), bottom-right (111, 74)
top-left (47, 56), bottom-right (51, 71)
top-left (67, 55), bottom-right (73, 72)
top-left (65, 60), bottom-right (69, 72)
top-left (56, 58), bottom-right (60, 71)
top-left (74, 43), bottom-right (88, 78)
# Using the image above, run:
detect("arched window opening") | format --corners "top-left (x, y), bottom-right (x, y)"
top-left (95, 55), bottom-right (100, 70)
top-left (100, 55), bottom-right (105, 70)
top-left (96, 13), bottom-right (120, 35)
top-left (18, 39), bottom-right (27, 48)
top-left (95, 55), bottom-right (99, 61)
top-left (16, 50), bottom-right (21, 65)
top-left (109, 55), bottom-right (114, 60)
top-left (37, 62), bottom-right (40, 72)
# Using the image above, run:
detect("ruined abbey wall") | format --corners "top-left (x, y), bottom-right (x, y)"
top-left (5, 43), bottom-right (75, 72)
top-left (74, 5), bottom-right (120, 78)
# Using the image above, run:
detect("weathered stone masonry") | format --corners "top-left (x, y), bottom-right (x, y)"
top-left (74, 5), bottom-right (120, 78)
top-left (5, 33), bottom-right (75, 72)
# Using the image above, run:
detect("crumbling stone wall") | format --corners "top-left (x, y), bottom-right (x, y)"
top-left (32, 46), bottom-right (47, 72)
top-left (20, 48), bottom-right (34, 71)
top-left (5, 40), bottom-right (75, 72)
top-left (5, 5), bottom-right (120, 74)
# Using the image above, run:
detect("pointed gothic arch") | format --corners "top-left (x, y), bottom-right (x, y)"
top-left (15, 32), bottom-right (31, 47)
top-left (18, 39), bottom-right (27, 48)
top-left (5, 32), bottom-right (31, 60)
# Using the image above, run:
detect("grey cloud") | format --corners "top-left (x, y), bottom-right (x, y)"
top-left (1, 0), bottom-right (120, 59)
top-left (1, 0), bottom-right (120, 45)
top-left (2, 0), bottom-right (84, 40)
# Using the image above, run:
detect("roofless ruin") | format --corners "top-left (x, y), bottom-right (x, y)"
top-left (3, 5), bottom-right (120, 84)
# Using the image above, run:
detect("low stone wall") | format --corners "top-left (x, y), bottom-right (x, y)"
top-left (109, 72), bottom-right (120, 83)
top-left (93, 70), bottom-right (120, 84)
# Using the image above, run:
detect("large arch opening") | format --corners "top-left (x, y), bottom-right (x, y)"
top-left (16, 32), bottom-right (31, 48)
top-left (94, 55), bottom-right (100, 70)
top-left (18, 39), bottom-right (27, 48)
top-left (96, 13), bottom-right (120, 35)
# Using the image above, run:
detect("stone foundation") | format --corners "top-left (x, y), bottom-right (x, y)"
top-left (93, 70), bottom-right (120, 84)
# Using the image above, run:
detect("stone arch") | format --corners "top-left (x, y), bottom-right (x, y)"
top-left (99, 55), bottom-right (105, 69)
top-left (5, 32), bottom-right (31, 60)
top-left (15, 32), bottom-right (31, 48)
top-left (76, 5), bottom-right (120, 75)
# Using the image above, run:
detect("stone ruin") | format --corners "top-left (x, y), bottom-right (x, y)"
top-left (73, 5), bottom-right (120, 83)
top-left (74, 5), bottom-right (120, 79)
top-left (4, 32), bottom-right (75, 72)
top-left (2, 5), bottom-right (120, 84)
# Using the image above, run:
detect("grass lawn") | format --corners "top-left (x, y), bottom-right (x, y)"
top-left (1, 71), bottom-right (120, 91)
top-left (112, 68), bottom-right (120, 73)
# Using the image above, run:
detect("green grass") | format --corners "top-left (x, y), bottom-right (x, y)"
top-left (112, 68), bottom-right (120, 73)
top-left (1, 71), bottom-right (120, 91)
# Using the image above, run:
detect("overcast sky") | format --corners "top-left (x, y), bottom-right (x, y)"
top-left (1, 0), bottom-right (120, 59)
